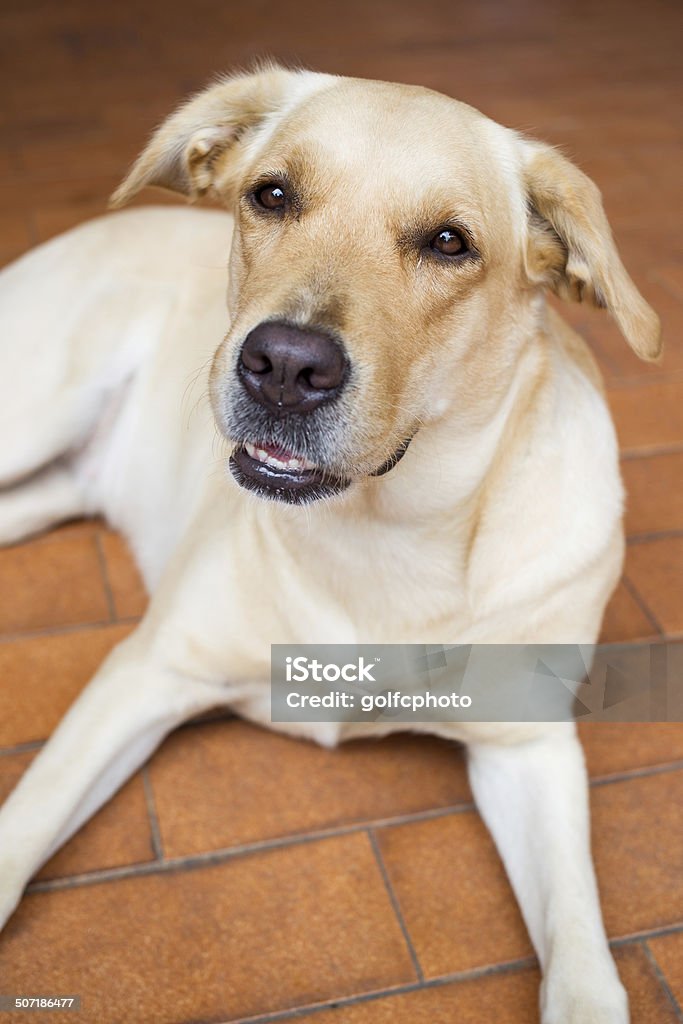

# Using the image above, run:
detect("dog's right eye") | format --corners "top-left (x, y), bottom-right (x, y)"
top-left (252, 183), bottom-right (287, 211)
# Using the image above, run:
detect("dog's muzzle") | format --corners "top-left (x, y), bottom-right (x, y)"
top-left (227, 320), bottom-right (413, 505)
top-left (230, 440), bottom-right (351, 504)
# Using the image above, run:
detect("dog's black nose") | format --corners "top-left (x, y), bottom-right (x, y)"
top-left (238, 321), bottom-right (347, 413)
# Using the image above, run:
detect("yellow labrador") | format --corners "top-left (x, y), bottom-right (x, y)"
top-left (0, 65), bottom-right (661, 1023)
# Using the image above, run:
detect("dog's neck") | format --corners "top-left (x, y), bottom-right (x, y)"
top-left (351, 314), bottom-right (550, 527)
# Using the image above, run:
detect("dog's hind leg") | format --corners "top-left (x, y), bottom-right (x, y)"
top-left (0, 462), bottom-right (85, 546)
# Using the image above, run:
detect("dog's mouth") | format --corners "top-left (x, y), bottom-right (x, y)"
top-left (229, 436), bottom-right (413, 504)
top-left (230, 441), bottom-right (351, 504)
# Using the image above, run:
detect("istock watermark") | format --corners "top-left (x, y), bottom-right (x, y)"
top-left (285, 655), bottom-right (378, 683)
top-left (271, 641), bottom-right (682, 723)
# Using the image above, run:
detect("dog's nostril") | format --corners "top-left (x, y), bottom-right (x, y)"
top-left (238, 321), bottom-right (347, 413)
top-left (241, 347), bottom-right (272, 376)
top-left (301, 365), bottom-right (333, 391)
top-left (307, 363), bottom-right (341, 390)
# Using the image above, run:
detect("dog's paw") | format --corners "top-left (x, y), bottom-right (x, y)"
top-left (541, 976), bottom-right (629, 1024)
top-left (542, 1002), bottom-right (628, 1024)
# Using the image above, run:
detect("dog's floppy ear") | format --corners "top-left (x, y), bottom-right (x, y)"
top-left (521, 139), bottom-right (661, 361)
top-left (111, 65), bottom-right (326, 208)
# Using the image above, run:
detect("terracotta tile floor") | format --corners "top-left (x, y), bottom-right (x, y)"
top-left (1, 1), bottom-right (682, 1021)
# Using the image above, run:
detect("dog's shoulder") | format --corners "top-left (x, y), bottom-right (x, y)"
top-left (465, 314), bottom-right (623, 620)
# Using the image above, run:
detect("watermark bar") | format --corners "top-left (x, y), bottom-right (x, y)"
top-left (0, 996), bottom-right (81, 1012)
top-left (271, 641), bottom-right (682, 723)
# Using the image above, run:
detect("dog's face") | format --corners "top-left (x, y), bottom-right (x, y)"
top-left (114, 66), bottom-right (660, 504)
top-left (218, 79), bottom-right (523, 504)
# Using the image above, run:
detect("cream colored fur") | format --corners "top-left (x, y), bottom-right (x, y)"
top-left (0, 66), bottom-right (661, 1023)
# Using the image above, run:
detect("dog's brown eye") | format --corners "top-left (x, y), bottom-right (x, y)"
top-left (254, 184), bottom-right (286, 210)
top-left (430, 228), bottom-right (467, 256)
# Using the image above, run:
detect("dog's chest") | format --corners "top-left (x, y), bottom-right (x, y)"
top-left (285, 513), bottom-right (474, 642)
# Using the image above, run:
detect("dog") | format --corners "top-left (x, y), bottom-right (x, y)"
top-left (0, 64), bottom-right (661, 1022)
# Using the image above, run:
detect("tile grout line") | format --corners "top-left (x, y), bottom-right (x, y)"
top-left (367, 827), bottom-right (424, 983)
top-left (589, 758), bottom-right (683, 787)
top-left (620, 447), bottom-right (683, 465)
top-left (606, 368), bottom-right (683, 392)
top-left (0, 615), bottom-right (142, 645)
top-left (641, 939), bottom-right (683, 1021)
top-left (94, 530), bottom-right (118, 622)
top-left (606, 366), bottom-right (683, 389)
top-left (610, 922), bottom-right (683, 947)
top-left (621, 574), bottom-right (665, 636)
top-left (221, 955), bottom-right (540, 1024)
top-left (202, 931), bottom-right (683, 1024)
top-left (627, 529), bottom-right (683, 545)
top-left (17, 762), bottom-right (683, 891)
top-left (0, 739), bottom-right (44, 758)
top-left (141, 766), bottom-right (164, 860)
top-left (620, 441), bottom-right (683, 460)
top-left (25, 804), bottom-right (477, 894)
top-left (597, 634), bottom-right (678, 649)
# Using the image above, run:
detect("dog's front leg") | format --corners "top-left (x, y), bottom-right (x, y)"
top-left (467, 724), bottom-right (628, 1024)
top-left (0, 629), bottom-right (226, 931)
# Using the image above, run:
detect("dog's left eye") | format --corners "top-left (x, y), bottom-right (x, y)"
top-left (429, 228), bottom-right (468, 257)
top-left (253, 183), bottom-right (287, 211)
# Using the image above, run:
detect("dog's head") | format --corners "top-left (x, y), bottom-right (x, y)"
top-left (113, 65), bottom-right (661, 505)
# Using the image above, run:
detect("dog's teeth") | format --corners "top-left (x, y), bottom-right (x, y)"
top-left (244, 443), bottom-right (316, 472)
